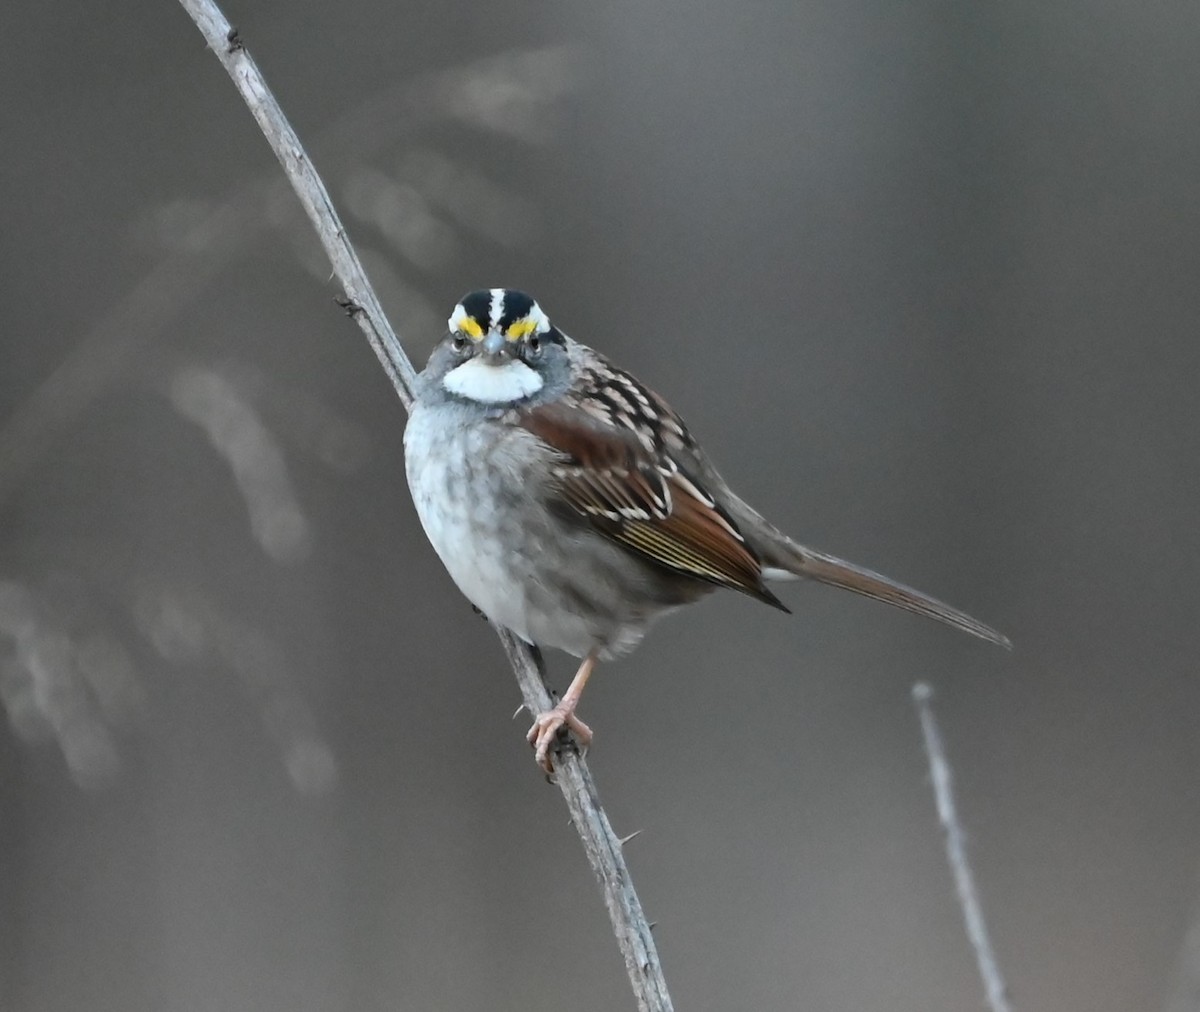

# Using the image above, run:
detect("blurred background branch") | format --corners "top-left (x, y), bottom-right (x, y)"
top-left (0, 45), bottom-right (572, 509)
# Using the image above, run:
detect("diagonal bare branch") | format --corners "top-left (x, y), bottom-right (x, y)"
top-left (174, 3), bottom-right (673, 1008)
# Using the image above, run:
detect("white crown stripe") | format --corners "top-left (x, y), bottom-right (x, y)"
top-left (488, 288), bottom-right (505, 331)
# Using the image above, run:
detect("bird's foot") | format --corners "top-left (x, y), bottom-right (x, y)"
top-left (527, 705), bottom-right (593, 773)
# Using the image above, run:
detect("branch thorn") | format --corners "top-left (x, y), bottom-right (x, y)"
top-left (334, 294), bottom-right (363, 317)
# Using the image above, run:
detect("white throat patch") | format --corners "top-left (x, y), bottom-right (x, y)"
top-left (443, 358), bottom-right (544, 403)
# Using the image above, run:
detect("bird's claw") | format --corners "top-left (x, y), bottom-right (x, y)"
top-left (527, 706), bottom-right (593, 773)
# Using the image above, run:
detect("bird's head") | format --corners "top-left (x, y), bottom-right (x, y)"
top-left (428, 288), bottom-right (569, 405)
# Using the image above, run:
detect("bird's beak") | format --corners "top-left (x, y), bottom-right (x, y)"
top-left (480, 330), bottom-right (507, 361)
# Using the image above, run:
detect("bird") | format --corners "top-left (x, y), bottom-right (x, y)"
top-left (404, 288), bottom-right (1010, 771)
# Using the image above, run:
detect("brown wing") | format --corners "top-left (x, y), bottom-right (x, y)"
top-left (519, 399), bottom-right (787, 610)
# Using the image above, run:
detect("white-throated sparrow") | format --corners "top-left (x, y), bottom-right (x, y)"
top-left (404, 289), bottom-right (1009, 770)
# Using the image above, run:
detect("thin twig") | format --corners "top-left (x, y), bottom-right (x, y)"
top-left (175, 4), bottom-right (672, 1009)
top-left (912, 682), bottom-right (1013, 1012)
top-left (1162, 895), bottom-right (1200, 1012)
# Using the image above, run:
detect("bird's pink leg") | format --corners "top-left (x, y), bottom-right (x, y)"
top-left (528, 650), bottom-right (597, 772)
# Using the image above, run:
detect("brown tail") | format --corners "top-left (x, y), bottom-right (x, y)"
top-left (774, 546), bottom-right (1011, 648)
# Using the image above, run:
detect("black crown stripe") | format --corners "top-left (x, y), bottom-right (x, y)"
top-left (458, 290), bottom-right (493, 330)
top-left (497, 289), bottom-right (535, 332)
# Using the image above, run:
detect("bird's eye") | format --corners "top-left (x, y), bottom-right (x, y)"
top-left (526, 335), bottom-right (542, 358)
top-left (451, 334), bottom-right (469, 353)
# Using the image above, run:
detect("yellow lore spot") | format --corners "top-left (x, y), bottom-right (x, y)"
top-left (457, 316), bottom-right (484, 339)
top-left (505, 318), bottom-right (537, 340)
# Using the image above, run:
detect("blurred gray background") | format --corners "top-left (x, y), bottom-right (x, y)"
top-left (1, 0), bottom-right (1198, 1009)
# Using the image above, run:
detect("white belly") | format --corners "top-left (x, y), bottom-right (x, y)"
top-left (404, 408), bottom-right (531, 637)
top-left (404, 401), bottom-right (678, 659)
